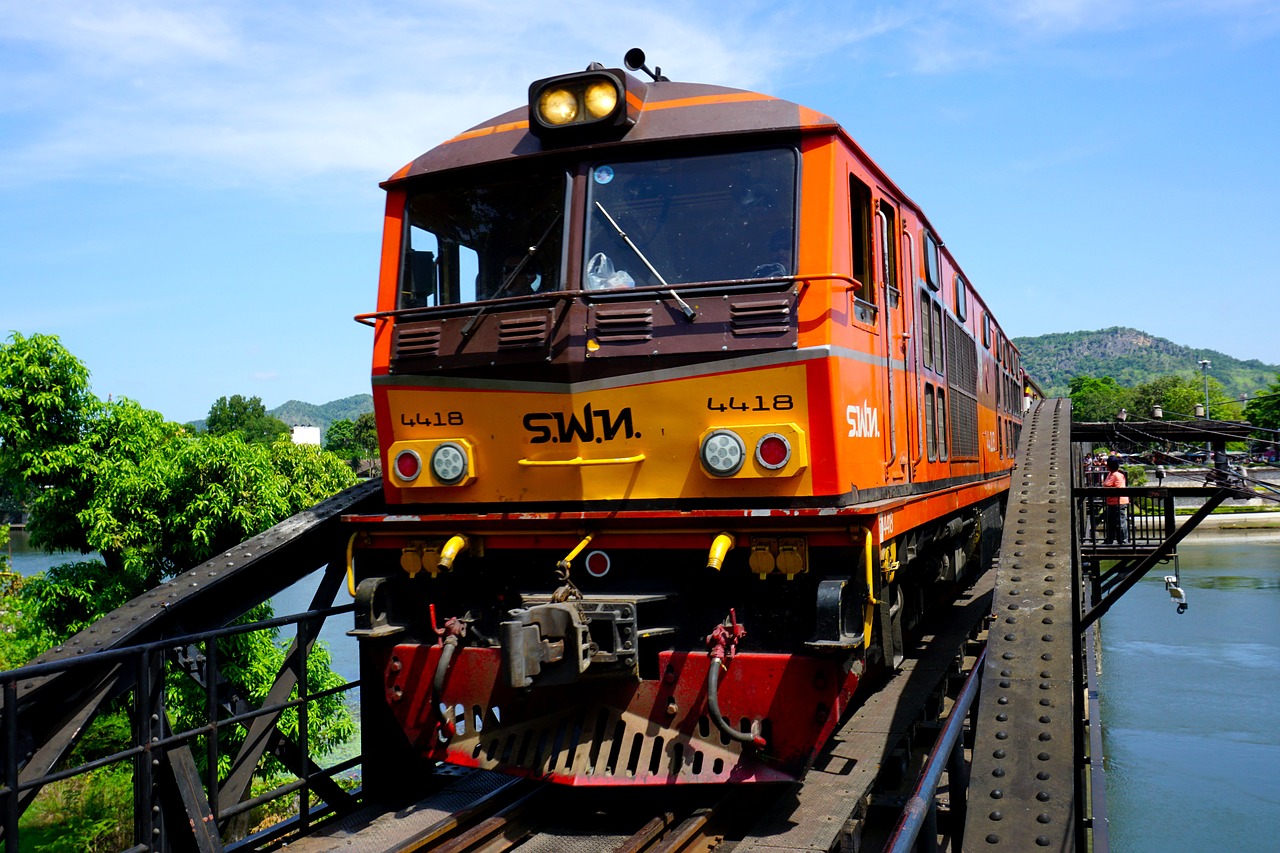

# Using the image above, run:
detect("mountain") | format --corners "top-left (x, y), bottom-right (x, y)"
top-left (270, 395), bottom-right (374, 434)
top-left (1014, 327), bottom-right (1278, 400)
top-left (186, 394), bottom-right (373, 437)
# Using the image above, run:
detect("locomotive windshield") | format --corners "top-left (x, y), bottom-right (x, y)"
top-left (397, 148), bottom-right (797, 308)
top-left (399, 168), bottom-right (568, 308)
top-left (586, 148), bottom-right (796, 289)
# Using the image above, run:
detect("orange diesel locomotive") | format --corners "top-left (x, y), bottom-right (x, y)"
top-left (346, 51), bottom-right (1028, 786)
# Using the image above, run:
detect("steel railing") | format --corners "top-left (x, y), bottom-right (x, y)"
top-left (0, 602), bottom-right (360, 851)
top-left (883, 646), bottom-right (986, 853)
top-left (1075, 490), bottom-right (1176, 548)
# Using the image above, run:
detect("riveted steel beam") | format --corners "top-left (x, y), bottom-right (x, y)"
top-left (963, 398), bottom-right (1077, 851)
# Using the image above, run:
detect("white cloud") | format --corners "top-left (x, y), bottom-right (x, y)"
top-left (0, 1), bottom-right (912, 188)
top-left (0, 0), bottom-right (1275, 186)
top-left (0, 1), bottom-right (239, 65)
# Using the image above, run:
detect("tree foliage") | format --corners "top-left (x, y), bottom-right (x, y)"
top-left (1069, 375), bottom-right (1134, 422)
top-left (1129, 374), bottom-right (1233, 420)
top-left (323, 418), bottom-right (357, 459)
top-left (206, 394), bottom-right (290, 444)
top-left (0, 332), bottom-right (95, 505)
top-left (24, 399), bottom-right (180, 557)
top-left (324, 411), bottom-right (379, 468)
top-left (1069, 371), bottom-right (1238, 424)
top-left (1244, 374), bottom-right (1280, 435)
top-left (0, 334), bottom-right (360, 812)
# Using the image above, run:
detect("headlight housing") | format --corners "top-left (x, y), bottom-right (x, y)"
top-left (755, 433), bottom-right (792, 470)
top-left (700, 430), bottom-right (747, 477)
top-left (528, 69), bottom-right (638, 143)
top-left (430, 442), bottom-right (469, 485)
top-left (394, 449), bottom-right (422, 482)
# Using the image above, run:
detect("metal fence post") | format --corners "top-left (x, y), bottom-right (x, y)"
top-left (134, 649), bottom-right (155, 848)
top-left (205, 640), bottom-right (220, 828)
top-left (5, 679), bottom-right (20, 849)
top-left (299, 632), bottom-right (310, 831)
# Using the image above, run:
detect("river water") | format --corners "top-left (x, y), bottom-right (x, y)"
top-left (6, 528), bottom-right (1280, 845)
top-left (3, 528), bottom-right (362, 682)
top-left (1099, 535), bottom-right (1280, 851)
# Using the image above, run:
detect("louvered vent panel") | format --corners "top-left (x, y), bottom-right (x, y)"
top-left (394, 323), bottom-right (441, 359)
top-left (949, 393), bottom-right (979, 458)
top-left (498, 315), bottom-right (549, 349)
top-left (945, 314), bottom-right (980, 458)
top-left (593, 307), bottom-right (654, 343)
top-left (730, 297), bottom-right (792, 335)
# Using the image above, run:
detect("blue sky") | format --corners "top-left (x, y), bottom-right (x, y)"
top-left (3, 1), bottom-right (1278, 422)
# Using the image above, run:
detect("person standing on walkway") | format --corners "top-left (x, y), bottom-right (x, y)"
top-left (1104, 456), bottom-right (1129, 544)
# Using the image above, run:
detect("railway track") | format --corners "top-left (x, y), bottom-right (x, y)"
top-left (266, 563), bottom-right (993, 853)
top-left (272, 769), bottom-right (745, 853)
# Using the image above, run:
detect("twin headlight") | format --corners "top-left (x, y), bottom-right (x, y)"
top-left (536, 80), bottom-right (619, 126)
top-left (528, 70), bottom-right (633, 141)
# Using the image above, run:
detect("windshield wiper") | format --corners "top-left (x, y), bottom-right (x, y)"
top-left (593, 202), bottom-right (696, 321)
top-left (461, 214), bottom-right (562, 339)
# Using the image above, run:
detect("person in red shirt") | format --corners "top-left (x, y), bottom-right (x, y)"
top-left (1103, 456), bottom-right (1129, 544)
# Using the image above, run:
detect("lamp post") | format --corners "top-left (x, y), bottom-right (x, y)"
top-left (1198, 359), bottom-right (1211, 415)
top-left (1198, 359), bottom-right (1212, 458)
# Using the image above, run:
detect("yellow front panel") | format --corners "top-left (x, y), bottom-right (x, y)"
top-left (383, 364), bottom-right (814, 503)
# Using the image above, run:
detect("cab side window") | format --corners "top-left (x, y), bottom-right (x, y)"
top-left (876, 202), bottom-right (898, 307)
top-left (924, 231), bottom-right (941, 291)
top-left (850, 175), bottom-right (875, 322)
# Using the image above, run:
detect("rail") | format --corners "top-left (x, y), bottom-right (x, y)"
top-left (883, 646), bottom-right (986, 853)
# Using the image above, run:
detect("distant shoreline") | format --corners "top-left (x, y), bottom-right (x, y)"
top-left (1184, 511), bottom-right (1280, 540)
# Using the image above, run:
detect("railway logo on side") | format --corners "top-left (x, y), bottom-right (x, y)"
top-left (846, 401), bottom-right (881, 438)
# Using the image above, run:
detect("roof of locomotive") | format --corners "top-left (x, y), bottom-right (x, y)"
top-left (376, 66), bottom-right (1000, 339)
top-left (382, 71), bottom-right (841, 187)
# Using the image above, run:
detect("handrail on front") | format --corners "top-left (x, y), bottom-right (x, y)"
top-left (518, 454), bottom-right (646, 467)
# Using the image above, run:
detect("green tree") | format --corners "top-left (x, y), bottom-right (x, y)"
top-left (324, 412), bottom-right (380, 472)
top-left (323, 418), bottom-right (358, 460)
top-left (0, 336), bottom-right (359, 827)
top-left (0, 332), bottom-right (95, 509)
top-left (1069, 375), bottom-right (1134, 422)
top-left (206, 394), bottom-right (290, 444)
top-left (0, 481), bottom-right (22, 521)
top-left (25, 399), bottom-right (180, 558)
top-left (353, 411), bottom-right (378, 457)
top-left (1130, 374), bottom-right (1232, 420)
top-left (1244, 374), bottom-right (1280, 434)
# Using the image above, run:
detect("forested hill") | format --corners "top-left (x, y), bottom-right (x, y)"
top-left (1013, 327), bottom-right (1278, 399)
top-left (270, 394), bottom-right (373, 431)
top-left (187, 394), bottom-right (373, 436)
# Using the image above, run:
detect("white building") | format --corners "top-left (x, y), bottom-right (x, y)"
top-left (290, 425), bottom-right (321, 446)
